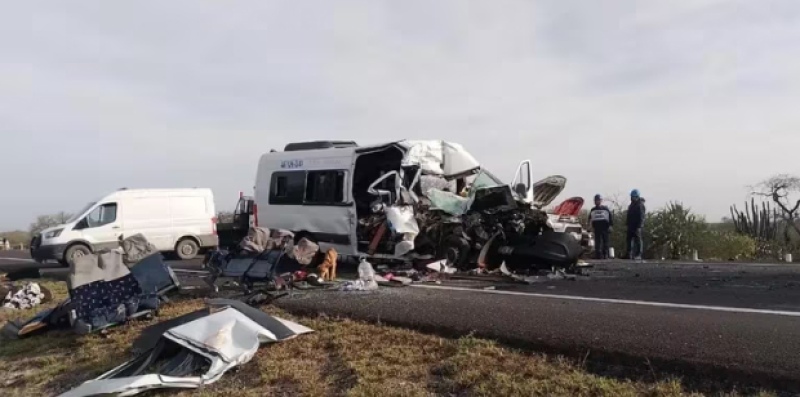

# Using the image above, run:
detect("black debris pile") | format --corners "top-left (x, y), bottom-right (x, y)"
top-left (203, 226), bottom-right (328, 295)
top-left (356, 170), bottom-right (583, 276)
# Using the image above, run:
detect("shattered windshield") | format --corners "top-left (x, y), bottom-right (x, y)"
top-left (427, 189), bottom-right (471, 216)
top-left (66, 202), bottom-right (96, 224)
top-left (469, 169), bottom-right (519, 199)
top-left (471, 170), bottom-right (503, 189)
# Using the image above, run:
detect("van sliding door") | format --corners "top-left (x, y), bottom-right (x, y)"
top-left (266, 169), bottom-right (355, 254)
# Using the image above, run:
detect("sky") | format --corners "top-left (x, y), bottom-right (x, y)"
top-left (1, 0), bottom-right (799, 230)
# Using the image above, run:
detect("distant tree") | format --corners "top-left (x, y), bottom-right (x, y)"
top-left (29, 212), bottom-right (73, 235)
top-left (751, 174), bottom-right (800, 244)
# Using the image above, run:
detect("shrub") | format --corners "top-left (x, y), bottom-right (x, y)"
top-left (696, 231), bottom-right (757, 261)
top-left (608, 202), bottom-right (705, 260)
top-left (648, 202), bottom-right (707, 260)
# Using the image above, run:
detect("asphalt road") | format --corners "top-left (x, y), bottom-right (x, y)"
top-left (0, 249), bottom-right (205, 276)
top-left (3, 250), bottom-right (800, 392)
top-left (274, 260), bottom-right (800, 393)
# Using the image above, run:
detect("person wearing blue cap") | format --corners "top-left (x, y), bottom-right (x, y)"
top-left (626, 189), bottom-right (646, 261)
top-left (589, 194), bottom-right (613, 259)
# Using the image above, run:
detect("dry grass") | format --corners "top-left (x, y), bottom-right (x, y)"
top-left (0, 280), bottom-right (777, 397)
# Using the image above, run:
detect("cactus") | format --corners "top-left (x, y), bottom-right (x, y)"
top-left (649, 202), bottom-right (706, 259)
top-left (730, 198), bottom-right (778, 241)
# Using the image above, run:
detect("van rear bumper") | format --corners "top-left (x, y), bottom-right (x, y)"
top-left (30, 243), bottom-right (67, 263)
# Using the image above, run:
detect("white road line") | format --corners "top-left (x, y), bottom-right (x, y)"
top-left (0, 257), bottom-right (37, 263)
top-left (411, 284), bottom-right (800, 317)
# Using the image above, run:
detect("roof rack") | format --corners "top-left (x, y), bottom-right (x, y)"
top-left (283, 141), bottom-right (358, 152)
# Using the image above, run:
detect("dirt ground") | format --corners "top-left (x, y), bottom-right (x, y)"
top-left (0, 281), bottom-right (777, 397)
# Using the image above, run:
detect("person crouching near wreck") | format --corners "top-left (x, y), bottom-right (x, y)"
top-left (589, 194), bottom-right (613, 259)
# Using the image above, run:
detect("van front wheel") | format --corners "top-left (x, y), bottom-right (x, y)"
top-left (175, 238), bottom-right (199, 260)
top-left (64, 244), bottom-right (91, 267)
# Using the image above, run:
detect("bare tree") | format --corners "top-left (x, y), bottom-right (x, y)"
top-left (751, 174), bottom-right (800, 244)
top-left (29, 212), bottom-right (74, 235)
top-left (603, 192), bottom-right (627, 213)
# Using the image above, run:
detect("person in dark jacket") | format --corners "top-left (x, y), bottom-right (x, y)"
top-left (589, 194), bottom-right (613, 259)
top-left (626, 189), bottom-right (646, 261)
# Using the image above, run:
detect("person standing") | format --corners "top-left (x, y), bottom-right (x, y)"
top-left (589, 194), bottom-right (613, 259)
top-left (626, 189), bottom-right (646, 261)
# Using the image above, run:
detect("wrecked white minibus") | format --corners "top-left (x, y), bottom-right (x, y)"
top-left (253, 140), bottom-right (583, 272)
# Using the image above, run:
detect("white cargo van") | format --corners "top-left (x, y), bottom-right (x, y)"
top-left (31, 188), bottom-right (218, 265)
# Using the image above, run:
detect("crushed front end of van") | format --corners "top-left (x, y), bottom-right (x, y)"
top-left (352, 140), bottom-right (584, 275)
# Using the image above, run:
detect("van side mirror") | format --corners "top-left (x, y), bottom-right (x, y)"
top-left (511, 159), bottom-right (532, 200)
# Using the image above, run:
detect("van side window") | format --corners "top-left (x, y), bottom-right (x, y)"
top-left (85, 203), bottom-right (118, 228)
top-left (306, 171), bottom-right (345, 204)
top-left (269, 171), bottom-right (305, 205)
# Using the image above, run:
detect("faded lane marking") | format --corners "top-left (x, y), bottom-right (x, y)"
top-left (412, 284), bottom-right (800, 317)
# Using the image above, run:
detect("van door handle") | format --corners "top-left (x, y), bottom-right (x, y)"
top-left (112, 226), bottom-right (121, 229)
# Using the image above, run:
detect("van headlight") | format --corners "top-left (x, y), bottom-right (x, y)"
top-left (44, 229), bottom-right (63, 239)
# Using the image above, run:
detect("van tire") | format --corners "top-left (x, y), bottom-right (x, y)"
top-left (175, 238), bottom-right (200, 260)
top-left (64, 244), bottom-right (92, 267)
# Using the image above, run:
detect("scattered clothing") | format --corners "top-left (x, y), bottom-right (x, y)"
top-left (341, 279), bottom-right (379, 291)
top-left (240, 226), bottom-right (272, 253)
top-left (120, 234), bottom-right (159, 266)
top-left (204, 229), bottom-right (322, 296)
top-left (289, 237), bottom-right (319, 266)
top-left (239, 227), bottom-right (296, 254)
top-left (375, 273), bottom-right (412, 287)
top-left (3, 282), bottom-right (47, 310)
